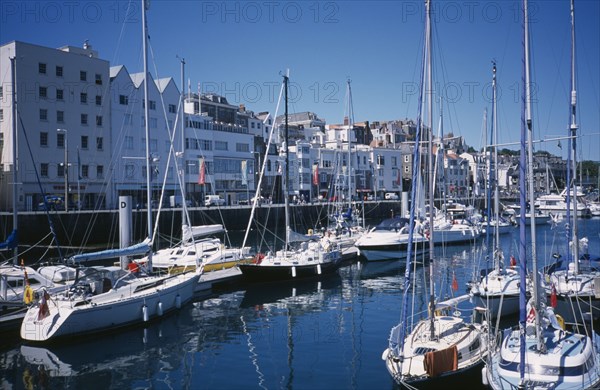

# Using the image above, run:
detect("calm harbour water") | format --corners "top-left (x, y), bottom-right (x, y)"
top-left (1, 218), bottom-right (599, 389)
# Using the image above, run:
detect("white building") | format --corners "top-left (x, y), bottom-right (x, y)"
top-left (109, 65), bottom-right (180, 208)
top-left (1, 41), bottom-right (111, 211)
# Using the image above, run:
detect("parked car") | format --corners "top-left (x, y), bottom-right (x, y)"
top-left (205, 195), bottom-right (225, 207)
top-left (385, 192), bottom-right (399, 200)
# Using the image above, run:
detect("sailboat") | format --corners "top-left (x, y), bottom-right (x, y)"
top-left (20, 0), bottom-right (199, 342)
top-left (318, 79), bottom-right (365, 261)
top-left (382, 1), bottom-right (487, 385)
top-left (484, 1), bottom-right (600, 387)
top-left (469, 62), bottom-right (521, 320)
top-left (545, 0), bottom-right (600, 326)
top-left (238, 72), bottom-right (342, 282)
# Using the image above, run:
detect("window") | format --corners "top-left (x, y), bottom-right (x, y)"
top-left (39, 109), bottom-right (48, 121)
top-left (81, 165), bottom-right (89, 178)
top-left (95, 74), bottom-right (102, 85)
top-left (40, 163), bottom-right (49, 177)
top-left (39, 86), bottom-right (47, 99)
top-left (0, 109), bottom-right (3, 121)
top-left (143, 100), bottom-right (156, 110)
top-left (38, 63), bottom-right (46, 74)
top-left (81, 135), bottom-right (88, 149)
top-left (57, 133), bottom-right (65, 148)
top-left (119, 95), bottom-right (128, 105)
top-left (57, 164), bottom-right (65, 177)
top-left (96, 137), bottom-right (103, 150)
top-left (57, 110), bottom-right (64, 123)
top-left (124, 136), bottom-right (133, 150)
top-left (236, 143), bottom-right (249, 153)
top-left (0, 86), bottom-right (3, 98)
top-left (80, 71), bottom-right (87, 81)
top-left (215, 141), bottom-right (228, 151)
top-left (125, 164), bottom-right (135, 178)
top-left (168, 104), bottom-right (176, 113)
top-left (56, 66), bottom-right (63, 77)
top-left (40, 132), bottom-right (48, 147)
top-left (81, 114), bottom-right (88, 125)
top-left (56, 89), bottom-right (64, 101)
top-left (96, 165), bottom-right (104, 179)
top-left (80, 92), bottom-right (87, 104)
top-left (200, 140), bottom-right (212, 151)
top-left (95, 95), bottom-right (102, 106)
top-left (96, 115), bottom-right (103, 127)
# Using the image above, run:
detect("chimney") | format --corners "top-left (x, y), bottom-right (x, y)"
top-left (239, 104), bottom-right (246, 112)
top-left (343, 116), bottom-right (349, 126)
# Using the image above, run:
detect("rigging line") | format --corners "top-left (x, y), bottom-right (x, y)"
top-left (16, 112), bottom-right (65, 262)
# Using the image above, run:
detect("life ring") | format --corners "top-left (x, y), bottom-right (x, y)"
top-left (23, 285), bottom-right (34, 305)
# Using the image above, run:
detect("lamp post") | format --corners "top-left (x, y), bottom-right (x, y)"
top-left (57, 128), bottom-right (68, 211)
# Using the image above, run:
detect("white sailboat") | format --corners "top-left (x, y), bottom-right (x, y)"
top-left (382, 1), bottom-right (487, 385)
top-left (238, 72), bottom-right (341, 282)
top-left (20, 0), bottom-right (199, 342)
top-left (484, 1), bottom-right (600, 387)
top-left (469, 62), bottom-right (520, 320)
top-left (545, 0), bottom-right (600, 326)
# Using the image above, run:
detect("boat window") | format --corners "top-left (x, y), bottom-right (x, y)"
top-left (176, 250), bottom-right (184, 255)
top-left (468, 338), bottom-right (480, 352)
top-left (414, 347), bottom-right (436, 355)
top-left (188, 251), bottom-right (196, 256)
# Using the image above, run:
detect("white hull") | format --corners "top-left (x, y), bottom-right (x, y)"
top-left (21, 270), bottom-right (199, 342)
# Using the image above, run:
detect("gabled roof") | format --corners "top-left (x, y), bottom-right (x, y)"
top-left (129, 72), bottom-right (146, 88)
top-left (110, 65), bottom-right (126, 80)
top-left (155, 77), bottom-right (179, 93)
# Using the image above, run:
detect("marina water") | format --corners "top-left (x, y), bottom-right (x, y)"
top-left (1, 218), bottom-right (599, 389)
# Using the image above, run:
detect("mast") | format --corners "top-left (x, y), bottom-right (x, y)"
top-left (180, 56), bottom-right (186, 228)
top-left (283, 71), bottom-right (290, 252)
top-left (347, 79), bottom-right (354, 209)
top-left (569, 0), bottom-right (579, 273)
top-left (491, 62), bottom-right (501, 273)
top-left (523, 0), bottom-right (544, 354)
top-left (425, 0), bottom-right (436, 341)
top-left (10, 56), bottom-right (18, 262)
top-left (142, 0), bottom-right (153, 270)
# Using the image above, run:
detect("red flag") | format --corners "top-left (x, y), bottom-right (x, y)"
top-left (550, 284), bottom-right (558, 308)
top-left (37, 289), bottom-right (51, 321)
top-left (527, 306), bottom-right (535, 322)
top-left (312, 164), bottom-right (319, 186)
top-left (198, 158), bottom-right (205, 185)
top-left (452, 273), bottom-right (458, 292)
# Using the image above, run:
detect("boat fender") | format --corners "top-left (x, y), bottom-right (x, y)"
top-left (317, 264), bottom-right (322, 275)
top-left (157, 301), bottom-right (163, 316)
top-left (556, 314), bottom-right (565, 330)
top-left (308, 228), bottom-right (313, 235)
top-left (481, 366), bottom-right (488, 386)
top-left (23, 285), bottom-right (34, 305)
top-left (142, 304), bottom-right (149, 322)
top-left (175, 294), bottom-right (182, 309)
top-left (291, 266), bottom-right (297, 278)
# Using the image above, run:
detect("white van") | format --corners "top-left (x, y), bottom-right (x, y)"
top-left (205, 195), bottom-right (225, 207)
top-left (385, 192), bottom-right (399, 200)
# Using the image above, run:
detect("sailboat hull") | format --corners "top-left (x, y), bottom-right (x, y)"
top-left (20, 272), bottom-right (199, 342)
top-left (238, 261), bottom-right (340, 283)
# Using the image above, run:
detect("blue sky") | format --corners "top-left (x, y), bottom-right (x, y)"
top-left (2, 0), bottom-right (599, 161)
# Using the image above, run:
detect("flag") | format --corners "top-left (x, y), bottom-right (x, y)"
top-left (241, 160), bottom-right (248, 186)
top-left (37, 289), bottom-right (51, 321)
top-left (198, 158), bottom-right (205, 185)
top-left (312, 164), bottom-right (319, 186)
top-left (452, 273), bottom-right (458, 292)
top-left (550, 284), bottom-right (557, 308)
top-left (527, 306), bottom-right (535, 322)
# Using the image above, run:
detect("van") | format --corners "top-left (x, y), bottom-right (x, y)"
top-left (205, 194), bottom-right (225, 207)
top-left (385, 192), bottom-right (399, 200)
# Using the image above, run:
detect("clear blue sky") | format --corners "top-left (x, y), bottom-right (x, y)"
top-left (2, 0), bottom-right (599, 161)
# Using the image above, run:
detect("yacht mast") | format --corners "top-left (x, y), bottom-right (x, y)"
top-left (142, 0), bottom-right (153, 270)
top-left (283, 71), bottom-right (290, 252)
top-left (569, 0), bottom-right (579, 273)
